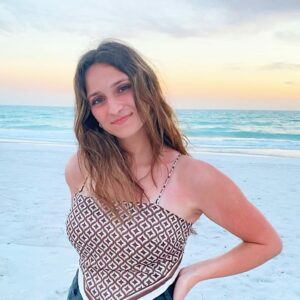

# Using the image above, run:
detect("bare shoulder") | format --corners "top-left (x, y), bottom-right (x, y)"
top-left (178, 155), bottom-right (238, 213)
top-left (64, 151), bottom-right (87, 198)
top-left (181, 155), bottom-right (282, 253)
top-left (179, 154), bottom-right (223, 192)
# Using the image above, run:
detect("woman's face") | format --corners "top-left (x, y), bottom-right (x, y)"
top-left (85, 63), bottom-right (145, 140)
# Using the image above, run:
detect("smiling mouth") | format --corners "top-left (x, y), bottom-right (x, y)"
top-left (111, 113), bottom-right (133, 125)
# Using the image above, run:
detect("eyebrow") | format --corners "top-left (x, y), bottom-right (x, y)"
top-left (87, 78), bottom-right (129, 100)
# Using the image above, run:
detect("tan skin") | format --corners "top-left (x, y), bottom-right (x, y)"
top-left (65, 63), bottom-right (283, 300)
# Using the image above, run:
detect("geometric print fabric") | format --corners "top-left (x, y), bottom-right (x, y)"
top-left (66, 193), bottom-right (193, 300)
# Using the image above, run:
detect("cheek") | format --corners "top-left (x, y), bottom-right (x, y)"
top-left (134, 110), bottom-right (145, 127)
top-left (90, 108), bottom-right (106, 124)
top-left (125, 94), bottom-right (136, 108)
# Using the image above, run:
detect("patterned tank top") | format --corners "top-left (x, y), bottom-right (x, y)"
top-left (66, 153), bottom-right (194, 300)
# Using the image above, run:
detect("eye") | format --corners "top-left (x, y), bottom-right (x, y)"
top-left (118, 83), bottom-right (131, 93)
top-left (91, 97), bottom-right (104, 106)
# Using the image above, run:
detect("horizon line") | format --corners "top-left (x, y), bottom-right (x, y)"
top-left (0, 103), bottom-right (299, 112)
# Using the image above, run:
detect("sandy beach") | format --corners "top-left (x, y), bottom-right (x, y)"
top-left (1, 0), bottom-right (300, 298)
top-left (0, 141), bottom-right (298, 300)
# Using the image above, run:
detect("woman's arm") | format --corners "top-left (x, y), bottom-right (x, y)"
top-left (174, 159), bottom-right (282, 299)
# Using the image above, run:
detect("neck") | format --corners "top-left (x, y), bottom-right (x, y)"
top-left (118, 126), bottom-right (153, 168)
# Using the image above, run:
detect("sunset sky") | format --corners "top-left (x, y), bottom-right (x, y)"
top-left (0, 0), bottom-right (299, 110)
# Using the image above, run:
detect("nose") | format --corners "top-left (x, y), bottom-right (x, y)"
top-left (107, 97), bottom-right (123, 115)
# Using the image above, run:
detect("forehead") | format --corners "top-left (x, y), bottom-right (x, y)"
top-left (85, 63), bottom-right (129, 98)
top-left (85, 63), bottom-right (129, 99)
top-left (86, 63), bottom-right (128, 87)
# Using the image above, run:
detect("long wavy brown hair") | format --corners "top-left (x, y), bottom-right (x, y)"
top-left (73, 38), bottom-right (191, 224)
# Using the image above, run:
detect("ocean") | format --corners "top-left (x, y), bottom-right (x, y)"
top-left (1, 104), bottom-right (299, 300)
top-left (0, 105), bottom-right (299, 158)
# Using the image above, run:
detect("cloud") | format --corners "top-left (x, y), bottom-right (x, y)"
top-left (284, 81), bottom-right (295, 85)
top-left (261, 62), bottom-right (300, 71)
top-left (0, 0), bottom-right (200, 37)
top-left (217, 0), bottom-right (300, 16)
top-left (0, 0), bottom-right (300, 38)
top-left (0, 3), bottom-right (17, 33)
top-left (275, 30), bottom-right (300, 44)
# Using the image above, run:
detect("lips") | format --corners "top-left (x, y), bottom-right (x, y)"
top-left (111, 113), bottom-right (132, 125)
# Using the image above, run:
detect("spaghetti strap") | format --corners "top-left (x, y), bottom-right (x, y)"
top-left (154, 152), bottom-right (181, 205)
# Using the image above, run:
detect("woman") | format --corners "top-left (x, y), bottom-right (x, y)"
top-left (65, 39), bottom-right (282, 300)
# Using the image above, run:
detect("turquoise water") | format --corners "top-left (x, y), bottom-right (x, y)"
top-left (0, 105), bottom-right (299, 157)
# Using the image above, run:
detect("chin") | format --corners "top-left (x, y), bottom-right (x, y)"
top-left (112, 131), bottom-right (138, 140)
top-left (109, 124), bottom-right (145, 140)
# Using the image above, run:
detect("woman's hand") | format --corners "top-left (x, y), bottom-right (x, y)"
top-left (173, 266), bottom-right (196, 300)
